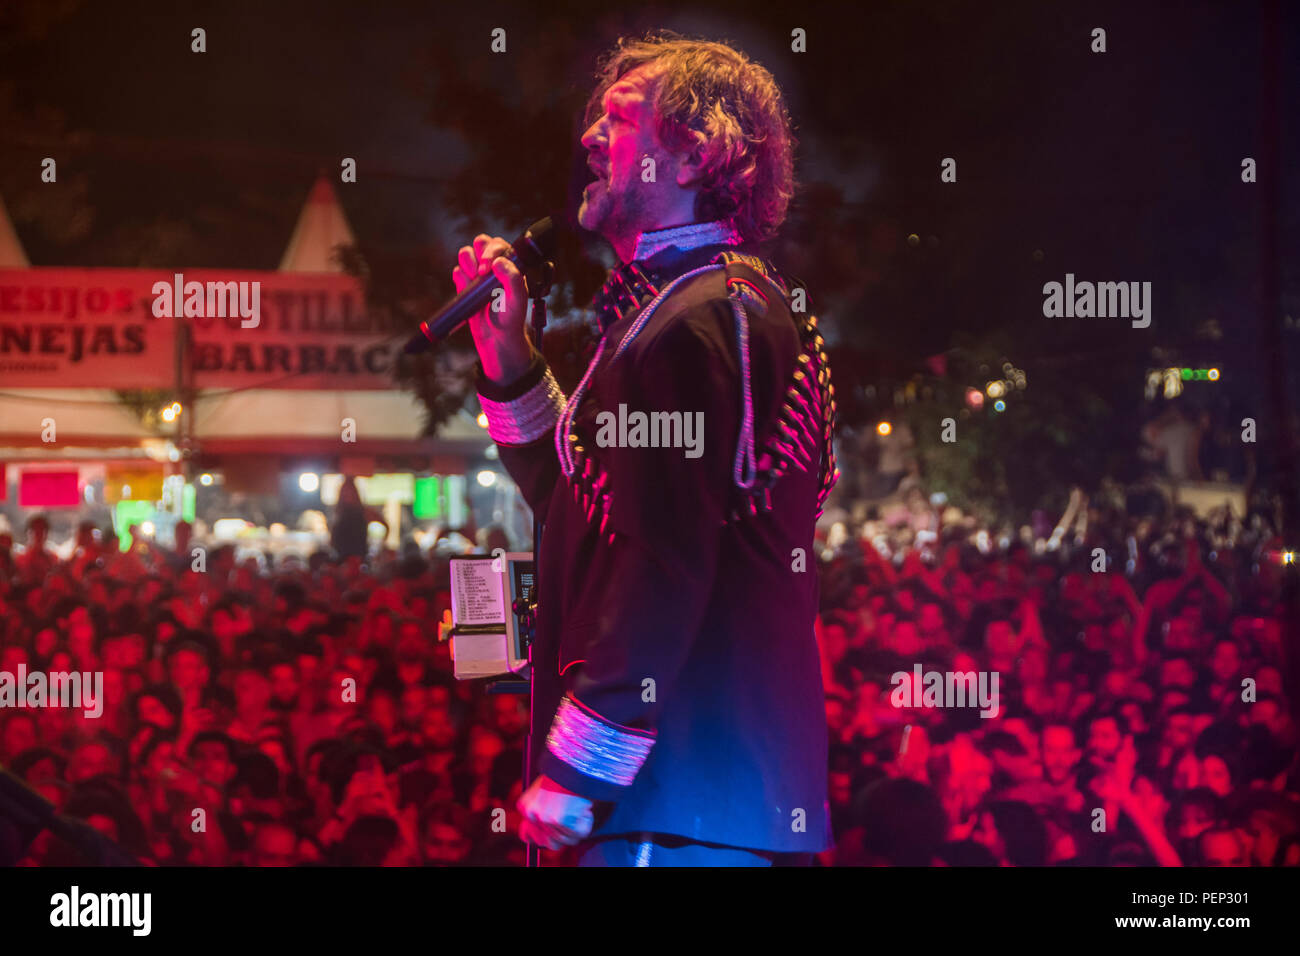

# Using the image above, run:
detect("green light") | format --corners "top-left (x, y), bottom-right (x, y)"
top-left (413, 476), bottom-right (443, 519)
top-left (1181, 368), bottom-right (1193, 380)
top-left (114, 499), bottom-right (154, 552)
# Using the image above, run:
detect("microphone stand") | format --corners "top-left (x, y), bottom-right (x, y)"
top-left (485, 252), bottom-right (553, 868)
top-left (522, 257), bottom-right (552, 869)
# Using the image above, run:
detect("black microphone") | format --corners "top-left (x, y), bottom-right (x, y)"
top-left (405, 216), bottom-right (556, 354)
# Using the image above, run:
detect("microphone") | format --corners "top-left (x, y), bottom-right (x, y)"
top-left (405, 216), bottom-right (556, 354)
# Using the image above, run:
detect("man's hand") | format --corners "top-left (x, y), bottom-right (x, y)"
top-left (516, 774), bottom-right (594, 850)
top-left (453, 234), bottom-right (532, 386)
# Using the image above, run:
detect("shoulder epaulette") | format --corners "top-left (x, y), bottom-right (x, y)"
top-left (711, 250), bottom-right (840, 521)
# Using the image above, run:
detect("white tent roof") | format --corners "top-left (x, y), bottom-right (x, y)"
top-left (278, 174), bottom-right (357, 272)
top-left (0, 193), bottom-right (30, 268)
top-left (0, 389), bottom-right (154, 442)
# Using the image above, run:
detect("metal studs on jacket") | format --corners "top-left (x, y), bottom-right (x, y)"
top-left (710, 252), bottom-right (840, 524)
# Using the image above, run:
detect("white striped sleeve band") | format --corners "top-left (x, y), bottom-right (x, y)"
top-left (545, 696), bottom-right (655, 787)
top-left (478, 368), bottom-right (566, 445)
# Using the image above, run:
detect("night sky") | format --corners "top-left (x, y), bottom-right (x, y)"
top-left (2, 0), bottom-right (1296, 410)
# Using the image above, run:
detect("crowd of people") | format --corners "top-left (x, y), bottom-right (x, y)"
top-left (817, 480), bottom-right (1298, 866)
top-left (1, 514), bottom-right (526, 866)
top-left (0, 473), bottom-right (1296, 866)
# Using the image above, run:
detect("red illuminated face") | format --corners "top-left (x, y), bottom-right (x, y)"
top-left (35, 629), bottom-right (58, 658)
top-left (169, 649), bottom-right (207, 692)
top-left (491, 694), bottom-right (527, 737)
top-left (1041, 726), bottom-right (1078, 784)
top-left (1200, 755), bottom-right (1232, 796)
top-left (235, 671), bottom-right (271, 716)
top-left (145, 740), bottom-right (177, 779)
top-left (192, 740), bottom-right (236, 787)
top-left (253, 825), bottom-right (297, 867)
top-left (269, 662), bottom-right (299, 705)
top-left (422, 708), bottom-right (456, 749)
top-left (423, 822), bottom-right (471, 865)
top-left (1247, 811), bottom-right (1281, 866)
top-left (1177, 804), bottom-right (1212, 841)
top-left (0, 645), bottom-right (26, 672)
top-left (1200, 830), bottom-right (1249, 866)
top-left (468, 730), bottom-right (504, 775)
top-left (1210, 642), bottom-right (1240, 682)
top-left (70, 742), bottom-right (114, 783)
top-left (2, 715), bottom-right (37, 761)
top-left (1087, 717), bottom-right (1122, 760)
top-left (579, 64), bottom-right (695, 255)
top-left (369, 693), bottom-right (397, 734)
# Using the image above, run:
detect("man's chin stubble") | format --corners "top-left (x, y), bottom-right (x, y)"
top-left (579, 198), bottom-right (617, 244)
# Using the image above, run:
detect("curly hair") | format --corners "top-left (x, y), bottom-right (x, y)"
top-left (584, 32), bottom-right (796, 244)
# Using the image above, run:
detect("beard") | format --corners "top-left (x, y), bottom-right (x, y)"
top-left (578, 171), bottom-right (653, 243)
top-left (577, 177), bottom-right (607, 232)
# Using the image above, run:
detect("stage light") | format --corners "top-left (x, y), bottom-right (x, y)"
top-left (476, 413), bottom-right (488, 428)
top-left (140, 521), bottom-right (155, 536)
top-left (213, 518), bottom-right (251, 539)
top-left (161, 406), bottom-right (177, 422)
top-left (476, 470), bottom-right (497, 487)
top-left (298, 472), bottom-right (320, 493)
top-left (199, 473), bottom-right (214, 486)
top-left (877, 421), bottom-right (892, 436)
top-left (1208, 368), bottom-right (1220, 381)
top-left (986, 381), bottom-right (1006, 398)
top-left (993, 400), bottom-right (1006, 412)
top-left (1284, 551), bottom-right (1296, 566)
top-left (966, 388), bottom-right (984, 409)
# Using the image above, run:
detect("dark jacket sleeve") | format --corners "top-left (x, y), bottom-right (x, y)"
top-left (538, 299), bottom-right (742, 802)
top-left (475, 349), bottom-right (564, 517)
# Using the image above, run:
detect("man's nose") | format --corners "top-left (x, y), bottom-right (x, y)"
top-left (580, 119), bottom-right (606, 152)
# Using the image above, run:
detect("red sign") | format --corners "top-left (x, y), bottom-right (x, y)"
top-left (19, 469), bottom-right (80, 507)
top-left (0, 269), bottom-right (171, 388)
top-left (0, 268), bottom-right (403, 390)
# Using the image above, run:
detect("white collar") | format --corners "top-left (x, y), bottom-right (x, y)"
top-left (631, 219), bottom-right (744, 262)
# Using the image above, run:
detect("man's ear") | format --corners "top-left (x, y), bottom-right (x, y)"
top-left (674, 134), bottom-right (707, 187)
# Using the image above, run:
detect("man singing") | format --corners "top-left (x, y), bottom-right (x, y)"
top-left (455, 33), bottom-right (838, 866)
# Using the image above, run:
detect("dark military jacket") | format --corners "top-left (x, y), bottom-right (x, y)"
top-left (476, 220), bottom-right (837, 853)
